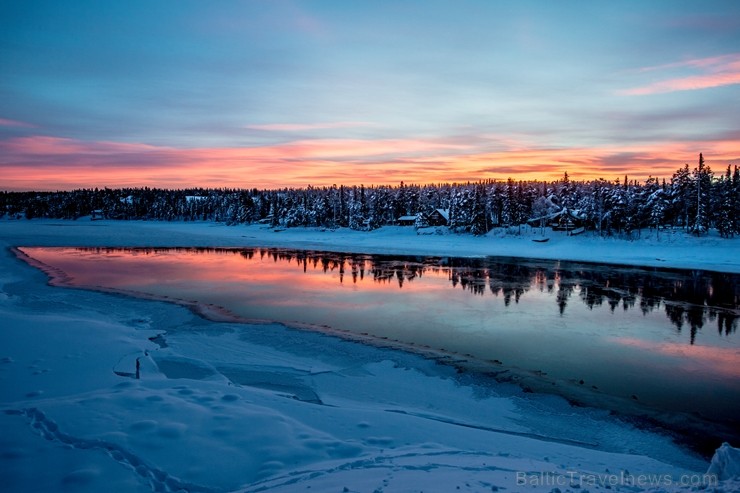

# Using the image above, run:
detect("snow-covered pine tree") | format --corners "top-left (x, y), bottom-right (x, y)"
top-left (487, 182), bottom-right (502, 228)
top-left (514, 181), bottom-right (530, 234)
top-left (348, 187), bottom-right (365, 230)
top-left (530, 195), bottom-right (551, 235)
top-left (559, 171), bottom-right (576, 210)
top-left (501, 178), bottom-right (515, 228)
top-left (669, 164), bottom-right (692, 231)
top-left (690, 153), bottom-right (712, 236)
top-left (733, 166), bottom-right (740, 235)
top-left (645, 177), bottom-right (668, 237)
top-left (605, 178), bottom-right (626, 235)
top-left (716, 165), bottom-right (735, 238)
top-left (470, 185), bottom-right (489, 236)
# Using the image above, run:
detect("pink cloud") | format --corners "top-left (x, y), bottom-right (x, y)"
top-left (1, 136), bottom-right (168, 158)
top-left (0, 117), bottom-right (36, 128)
top-left (1, 134), bottom-right (738, 191)
top-left (623, 72), bottom-right (740, 96)
top-left (612, 336), bottom-right (740, 379)
top-left (621, 53), bottom-right (740, 95)
top-left (636, 53), bottom-right (740, 72)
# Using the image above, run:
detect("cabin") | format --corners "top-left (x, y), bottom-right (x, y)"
top-left (427, 209), bottom-right (450, 227)
top-left (527, 208), bottom-right (585, 233)
top-left (397, 215), bottom-right (417, 226)
top-left (185, 195), bottom-right (207, 203)
top-left (549, 209), bottom-right (585, 232)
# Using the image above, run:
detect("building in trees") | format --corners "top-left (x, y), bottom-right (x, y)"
top-left (428, 208), bottom-right (450, 226)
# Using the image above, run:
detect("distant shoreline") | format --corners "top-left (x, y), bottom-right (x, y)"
top-left (2, 218), bottom-right (739, 273)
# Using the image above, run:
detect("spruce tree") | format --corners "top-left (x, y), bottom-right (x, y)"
top-left (690, 153), bottom-right (711, 236)
top-left (670, 164), bottom-right (692, 230)
top-left (470, 185), bottom-right (489, 236)
top-left (733, 166), bottom-right (740, 235)
top-left (716, 166), bottom-right (735, 238)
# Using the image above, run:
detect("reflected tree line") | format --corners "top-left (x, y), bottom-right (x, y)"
top-left (245, 248), bottom-right (738, 342)
top-left (81, 247), bottom-right (740, 343)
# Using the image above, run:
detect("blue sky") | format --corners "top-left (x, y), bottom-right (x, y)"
top-left (1, 1), bottom-right (739, 189)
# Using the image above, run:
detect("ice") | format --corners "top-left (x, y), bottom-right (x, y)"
top-left (1, 219), bottom-right (738, 492)
top-left (708, 443), bottom-right (740, 480)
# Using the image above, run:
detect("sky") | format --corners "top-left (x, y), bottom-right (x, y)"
top-left (1, 0), bottom-right (739, 191)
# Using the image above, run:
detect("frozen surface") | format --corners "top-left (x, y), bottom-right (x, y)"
top-left (17, 245), bottom-right (740, 443)
top-left (707, 443), bottom-right (740, 481)
top-left (1, 219), bottom-right (738, 492)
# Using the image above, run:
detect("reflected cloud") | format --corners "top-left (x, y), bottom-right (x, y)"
top-left (20, 247), bottom-right (739, 342)
top-left (612, 336), bottom-right (740, 378)
top-left (17, 245), bottom-right (740, 437)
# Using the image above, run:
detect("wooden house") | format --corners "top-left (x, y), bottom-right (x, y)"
top-left (549, 209), bottom-right (585, 232)
top-left (397, 215), bottom-right (417, 226)
top-left (427, 209), bottom-right (450, 226)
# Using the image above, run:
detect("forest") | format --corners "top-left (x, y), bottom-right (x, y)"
top-left (3, 155), bottom-right (739, 238)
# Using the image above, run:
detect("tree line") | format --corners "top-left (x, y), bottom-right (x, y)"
top-left (2, 154), bottom-right (739, 238)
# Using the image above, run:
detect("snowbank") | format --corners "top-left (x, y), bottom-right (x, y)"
top-left (2, 218), bottom-right (739, 273)
top-left (1, 219), bottom-right (738, 492)
top-left (708, 443), bottom-right (740, 480)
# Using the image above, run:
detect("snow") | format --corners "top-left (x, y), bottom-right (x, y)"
top-left (1, 219), bottom-right (739, 492)
top-left (707, 443), bottom-right (740, 481)
top-left (435, 208), bottom-right (450, 221)
top-left (2, 218), bottom-right (738, 273)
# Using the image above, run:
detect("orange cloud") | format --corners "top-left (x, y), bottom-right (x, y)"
top-left (1, 134), bottom-right (738, 190)
top-left (621, 53), bottom-right (740, 95)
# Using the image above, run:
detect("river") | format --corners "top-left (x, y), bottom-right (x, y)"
top-left (19, 246), bottom-right (740, 452)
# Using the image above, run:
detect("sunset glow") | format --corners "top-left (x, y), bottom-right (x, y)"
top-left (2, 1), bottom-right (739, 190)
top-left (613, 337), bottom-right (740, 379)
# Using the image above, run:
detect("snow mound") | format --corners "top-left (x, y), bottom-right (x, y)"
top-left (707, 443), bottom-right (740, 480)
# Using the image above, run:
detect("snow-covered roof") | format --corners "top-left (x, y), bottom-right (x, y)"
top-left (434, 209), bottom-right (450, 221)
top-left (527, 207), bottom-right (585, 224)
top-left (397, 215), bottom-right (417, 221)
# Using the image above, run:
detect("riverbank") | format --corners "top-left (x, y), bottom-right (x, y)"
top-left (2, 218), bottom-right (739, 273)
top-left (1, 219), bottom-right (739, 492)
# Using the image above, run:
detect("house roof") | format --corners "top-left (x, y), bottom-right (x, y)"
top-left (433, 209), bottom-right (450, 221)
top-left (527, 207), bottom-right (584, 224)
top-left (398, 215), bottom-right (417, 221)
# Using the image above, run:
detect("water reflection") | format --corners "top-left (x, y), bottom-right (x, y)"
top-left (74, 247), bottom-right (739, 342)
top-left (19, 246), bottom-right (740, 450)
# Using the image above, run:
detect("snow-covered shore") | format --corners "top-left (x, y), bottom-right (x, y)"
top-left (2, 218), bottom-right (739, 272)
top-left (1, 219), bottom-right (739, 492)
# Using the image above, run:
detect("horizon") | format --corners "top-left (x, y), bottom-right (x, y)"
top-left (1, 1), bottom-right (739, 191)
top-left (0, 159), bottom-right (727, 194)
